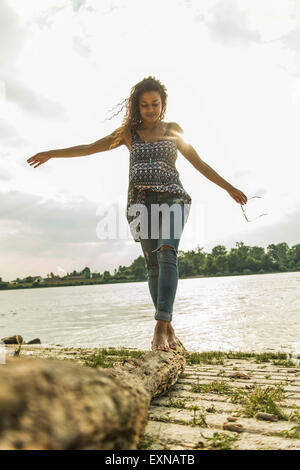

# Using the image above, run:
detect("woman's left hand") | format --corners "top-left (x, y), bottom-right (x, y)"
top-left (227, 187), bottom-right (248, 205)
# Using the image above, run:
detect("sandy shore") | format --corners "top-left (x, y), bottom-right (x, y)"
top-left (3, 344), bottom-right (300, 450)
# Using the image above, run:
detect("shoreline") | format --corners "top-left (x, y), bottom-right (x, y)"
top-left (1, 269), bottom-right (298, 292)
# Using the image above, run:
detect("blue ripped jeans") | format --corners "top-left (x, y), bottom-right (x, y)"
top-left (139, 190), bottom-right (190, 323)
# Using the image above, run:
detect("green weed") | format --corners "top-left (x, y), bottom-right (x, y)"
top-left (137, 433), bottom-right (156, 449)
top-left (191, 380), bottom-right (233, 395)
top-left (288, 405), bottom-right (300, 423)
top-left (272, 359), bottom-right (296, 367)
top-left (84, 347), bottom-right (144, 368)
top-left (230, 383), bottom-right (288, 419)
top-left (276, 426), bottom-right (300, 439)
top-left (201, 432), bottom-right (239, 450)
top-left (166, 398), bottom-right (189, 409)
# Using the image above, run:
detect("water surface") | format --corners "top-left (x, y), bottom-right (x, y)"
top-left (0, 272), bottom-right (299, 353)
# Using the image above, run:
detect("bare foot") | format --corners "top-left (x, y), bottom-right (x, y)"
top-left (152, 320), bottom-right (169, 352)
top-left (167, 322), bottom-right (177, 350)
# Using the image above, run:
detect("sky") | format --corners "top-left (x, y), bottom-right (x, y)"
top-left (1, 0), bottom-right (300, 281)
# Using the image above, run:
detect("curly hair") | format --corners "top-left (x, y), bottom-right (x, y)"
top-left (105, 76), bottom-right (168, 149)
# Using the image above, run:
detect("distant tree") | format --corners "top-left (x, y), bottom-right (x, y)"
top-left (178, 257), bottom-right (197, 277)
top-left (103, 270), bottom-right (111, 281)
top-left (211, 245), bottom-right (227, 258)
top-left (245, 256), bottom-right (261, 272)
top-left (248, 246), bottom-right (265, 260)
top-left (235, 242), bottom-right (250, 266)
top-left (204, 254), bottom-right (217, 275)
top-left (227, 250), bottom-right (240, 273)
top-left (130, 256), bottom-right (147, 280)
top-left (215, 254), bottom-right (228, 273)
top-left (81, 267), bottom-right (91, 279)
top-left (261, 253), bottom-right (275, 272)
top-left (288, 244), bottom-right (300, 266)
top-left (267, 243), bottom-right (289, 263)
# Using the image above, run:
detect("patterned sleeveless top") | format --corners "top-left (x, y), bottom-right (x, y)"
top-left (126, 123), bottom-right (192, 242)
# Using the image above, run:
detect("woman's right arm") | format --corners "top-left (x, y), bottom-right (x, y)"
top-left (27, 128), bottom-right (125, 168)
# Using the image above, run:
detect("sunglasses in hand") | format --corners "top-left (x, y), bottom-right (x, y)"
top-left (240, 196), bottom-right (268, 222)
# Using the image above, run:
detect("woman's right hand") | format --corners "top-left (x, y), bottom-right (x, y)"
top-left (27, 152), bottom-right (52, 168)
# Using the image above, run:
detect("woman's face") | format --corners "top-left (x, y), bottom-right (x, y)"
top-left (138, 91), bottom-right (162, 124)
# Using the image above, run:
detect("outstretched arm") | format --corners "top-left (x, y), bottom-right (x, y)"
top-left (174, 131), bottom-right (247, 205)
top-left (27, 128), bottom-right (125, 168)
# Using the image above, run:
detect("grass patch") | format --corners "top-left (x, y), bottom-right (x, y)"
top-left (272, 359), bottom-right (296, 367)
top-left (187, 351), bottom-right (225, 365)
top-left (288, 405), bottom-right (300, 423)
top-left (201, 432), bottom-right (239, 450)
top-left (189, 406), bottom-right (207, 427)
top-left (137, 433), bottom-right (156, 449)
top-left (186, 350), bottom-right (293, 365)
top-left (255, 352), bottom-right (290, 363)
top-left (165, 398), bottom-right (189, 409)
top-left (276, 426), bottom-right (300, 439)
top-left (230, 383), bottom-right (288, 419)
top-left (84, 350), bottom-right (115, 368)
top-left (191, 380), bottom-right (233, 395)
top-left (100, 347), bottom-right (144, 358)
top-left (84, 347), bottom-right (144, 368)
top-left (153, 415), bottom-right (173, 423)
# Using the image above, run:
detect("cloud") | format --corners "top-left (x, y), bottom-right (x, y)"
top-left (4, 79), bottom-right (67, 120)
top-left (71, 0), bottom-right (86, 12)
top-left (0, 0), bottom-right (27, 71)
top-left (210, 202), bottom-right (300, 250)
top-left (194, 0), bottom-right (262, 46)
top-left (232, 169), bottom-right (252, 178)
top-left (280, 25), bottom-right (300, 54)
top-left (0, 190), bottom-right (139, 280)
top-left (0, 169), bottom-right (12, 182)
top-left (0, 2), bottom-right (67, 120)
top-left (72, 35), bottom-right (91, 57)
top-left (0, 119), bottom-right (28, 147)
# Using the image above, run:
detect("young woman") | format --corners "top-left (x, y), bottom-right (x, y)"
top-left (27, 76), bottom-right (248, 352)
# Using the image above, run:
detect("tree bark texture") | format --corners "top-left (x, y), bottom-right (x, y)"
top-left (0, 339), bottom-right (186, 450)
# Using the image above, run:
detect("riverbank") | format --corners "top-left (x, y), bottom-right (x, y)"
top-left (3, 345), bottom-right (300, 450)
top-left (1, 269), bottom-right (298, 291)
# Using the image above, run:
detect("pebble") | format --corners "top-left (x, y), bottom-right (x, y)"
top-left (228, 372), bottom-right (250, 379)
top-left (26, 338), bottom-right (41, 345)
top-left (1, 335), bottom-right (23, 344)
top-left (223, 422), bottom-right (244, 433)
top-left (255, 412), bottom-right (278, 422)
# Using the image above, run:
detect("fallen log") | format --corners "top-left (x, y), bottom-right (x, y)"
top-left (0, 339), bottom-right (186, 450)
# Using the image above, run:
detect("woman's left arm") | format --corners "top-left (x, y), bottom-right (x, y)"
top-left (176, 133), bottom-right (247, 205)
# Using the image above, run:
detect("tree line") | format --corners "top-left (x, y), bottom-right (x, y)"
top-left (1, 241), bottom-right (299, 289)
top-left (114, 241), bottom-right (300, 281)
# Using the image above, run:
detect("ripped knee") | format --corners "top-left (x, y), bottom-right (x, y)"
top-left (152, 244), bottom-right (177, 254)
top-left (154, 245), bottom-right (178, 268)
